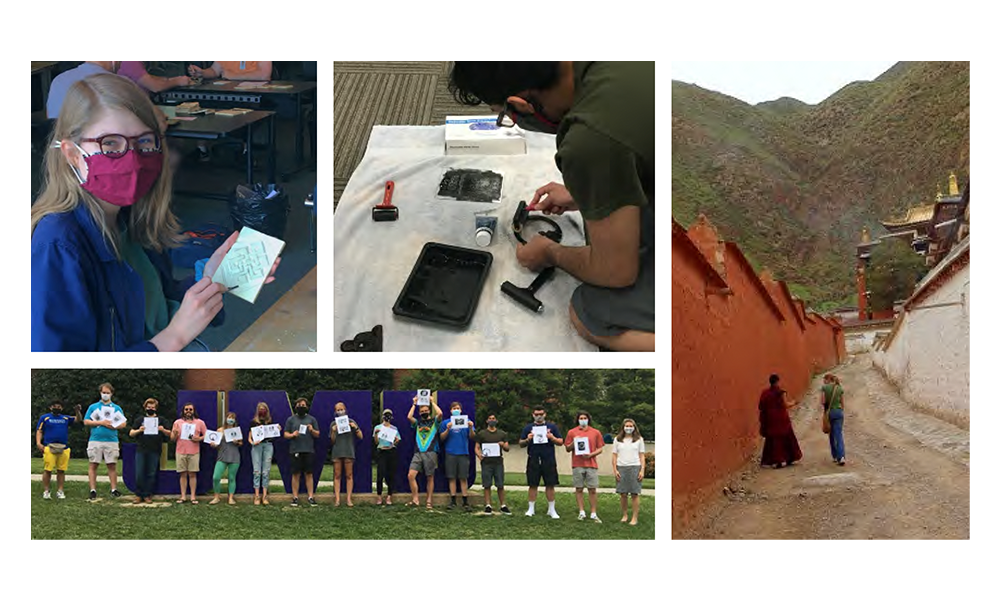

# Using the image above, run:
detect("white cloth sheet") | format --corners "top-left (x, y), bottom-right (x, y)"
top-left (334, 126), bottom-right (595, 352)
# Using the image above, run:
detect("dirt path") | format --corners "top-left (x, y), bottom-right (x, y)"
top-left (680, 354), bottom-right (969, 539)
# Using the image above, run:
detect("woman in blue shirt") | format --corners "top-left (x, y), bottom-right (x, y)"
top-left (30, 73), bottom-right (277, 351)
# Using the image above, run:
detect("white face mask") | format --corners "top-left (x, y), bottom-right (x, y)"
top-left (624, 427), bottom-right (634, 434)
top-left (579, 419), bottom-right (588, 427)
top-left (101, 393), bottom-right (111, 402)
top-left (226, 419), bottom-right (236, 426)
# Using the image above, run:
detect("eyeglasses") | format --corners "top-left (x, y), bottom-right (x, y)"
top-left (495, 101), bottom-right (517, 128)
top-left (78, 131), bottom-right (161, 157)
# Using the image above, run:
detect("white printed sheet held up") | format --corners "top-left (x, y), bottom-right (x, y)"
top-left (574, 436), bottom-right (591, 456)
top-left (481, 443), bottom-right (501, 457)
top-left (212, 227), bottom-right (285, 304)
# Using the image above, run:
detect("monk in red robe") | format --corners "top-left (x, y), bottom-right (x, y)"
top-left (758, 374), bottom-right (802, 468)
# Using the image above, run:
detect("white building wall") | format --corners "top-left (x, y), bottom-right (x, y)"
top-left (873, 262), bottom-right (969, 427)
top-left (845, 328), bottom-right (892, 354)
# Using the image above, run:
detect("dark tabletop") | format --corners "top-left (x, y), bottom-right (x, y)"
top-left (172, 80), bottom-right (317, 95)
top-left (164, 110), bottom-right (276, 139)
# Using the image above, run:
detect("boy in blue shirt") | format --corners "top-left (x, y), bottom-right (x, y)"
top-left (36, 400), bottom-right (83, 499)
top-left (83, 382), bottom-right (128, 501)
top-left (440, 401), bottom-right (476, 511)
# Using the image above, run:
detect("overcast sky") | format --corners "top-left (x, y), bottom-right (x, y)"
top-left (672, 61), bottom-right (899, 105)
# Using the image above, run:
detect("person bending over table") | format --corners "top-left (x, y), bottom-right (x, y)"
top-left (31, 74), bottom-right (279, 351)
top-left (449, 62), bottom-right (654, 352)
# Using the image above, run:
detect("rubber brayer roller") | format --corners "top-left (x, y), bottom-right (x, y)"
top-left (372, 181), bottom-right (398, 221)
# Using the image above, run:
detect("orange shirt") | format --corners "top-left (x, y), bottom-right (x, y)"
top-left (218, 61), bottom-right (266, 79)
top-left (565, 426), bottom-right (605, 469)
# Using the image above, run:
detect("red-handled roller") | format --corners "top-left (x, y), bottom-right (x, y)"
top-left (371, 181), bottom-right (399, 221)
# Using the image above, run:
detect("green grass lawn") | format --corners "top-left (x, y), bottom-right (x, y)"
top-left (31, 481), bottom-right (654, 540)
top-left (30, 458), bottom-right (655, 490)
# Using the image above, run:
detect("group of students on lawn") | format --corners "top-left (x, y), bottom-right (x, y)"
top-left (35, 384), bottom-right (648, 524)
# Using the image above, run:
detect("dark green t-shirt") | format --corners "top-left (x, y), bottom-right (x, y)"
top-left (822, 384), bottom-right (843, 411)
top-left (555, 61), bottom-right (655, 250)
top-left (474, 428), bottom-right (507, 465)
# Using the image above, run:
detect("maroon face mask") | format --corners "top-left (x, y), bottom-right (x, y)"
top-left (74, 144), bottom-right (163, 207)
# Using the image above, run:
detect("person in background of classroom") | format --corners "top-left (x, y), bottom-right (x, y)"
top-left (209, 411), bottom-right (243, 505)
top-left (612, 418), bottom-right (646, 526)
top-left (36, 399), bottom-right (83, 500)
top-left (373, 409), bottom-right (401, 506)
top-left (46, 62), bottom-right (121, 119)
top-left (519, 406), bottom-right (563, 519)
top-left (83, 382), bottom-right (127, 501)
top-left (118, 62), bottom-right (191, 93)
top-left (170, 402), bottom-right (207, 504)
top-left (32, 74), bottom-right (278, 352)
top-left (440, 401), bottom-right (476, 511)
top-left (249, 402), bottom-right (278, 505)
top-left (564, 410), bottom-right (605, 523)
top-left (185, 61), bottom-right (273, 163)
top-left (284, 397), bottom-right (319, 507)
top-left (188, 61), bottom-right (273, 82)
top-left (474, 413), bottom-right (511, 515)
top-left (407, 394), bottom-right (443, 509)
top-left (127, 397), bottom-right (170, 504)
top-left (329, 401), bottom-right (363, 507)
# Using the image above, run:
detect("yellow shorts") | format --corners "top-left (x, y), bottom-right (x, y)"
top-left (43, 445), bottom-right (71, 472)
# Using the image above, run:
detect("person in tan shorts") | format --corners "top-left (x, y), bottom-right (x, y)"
top-left (170, 403), bottom-right (207, 504)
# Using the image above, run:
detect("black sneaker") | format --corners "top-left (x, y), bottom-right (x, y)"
top-left (484, 505), bottom-right (493, 514)
top-left (308, 497), bottom-right (317, 506)
top-left (89, 489), bottom-right (97, 501)
top-left (111, 489), bottom-right (122, 498)
top-left (447, 502), bottom-right (456, 510)
top-left (463, 504), bottom-right (472, 512)
top-left (500, 505), bottom-right (512, 515)
top-left (291, 497), bottom-right (299, 507)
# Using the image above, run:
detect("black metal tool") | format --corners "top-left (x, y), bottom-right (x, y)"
top-left (502, 201), bottom-right (563, 313)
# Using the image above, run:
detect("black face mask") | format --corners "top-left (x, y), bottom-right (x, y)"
top-left (420, 413), bottom-right (431, 421)
top-left (146, 408), bottom-right (156, 416)
top-left (487, 420), bottom-right (497, 428)
top-left (296, 407), bottom-right (308, 416)
top-left (383, 415), bottom-right (393, 423)
top-left (51, 407), bottom-right (62, 415)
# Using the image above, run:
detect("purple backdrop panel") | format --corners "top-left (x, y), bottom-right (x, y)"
top-left (438, 390), bottom-right (477, 486)
top-left (228, 391), bottom-right (294, 493)
top-left (313, 391), bottom-right (373, 494)
top-left (383, 390), bottom-right (476, 493)
top-left (122, 390), bottom-right (219, 496)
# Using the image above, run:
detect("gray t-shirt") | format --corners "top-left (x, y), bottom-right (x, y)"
top-left (285, 414), bottom-right (319, 454)
top-left (216, 434), bottom-right (241, 464)
top-left (330, 418), bottom-right (359, 459)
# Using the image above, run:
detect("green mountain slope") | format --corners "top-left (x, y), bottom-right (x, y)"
top-left (672, 61), bottom-right (969, 308)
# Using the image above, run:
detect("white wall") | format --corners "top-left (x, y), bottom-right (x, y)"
top-left (873, 261), bottom-right (969, 428)
top-left (845, 328), bottom-right (892, 354)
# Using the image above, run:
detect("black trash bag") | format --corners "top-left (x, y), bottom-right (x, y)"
top-left (230, 183), bottom-right (289, 240)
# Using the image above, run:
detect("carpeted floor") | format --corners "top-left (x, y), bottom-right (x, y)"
top-left (332, 61), bottom-right (485, 207)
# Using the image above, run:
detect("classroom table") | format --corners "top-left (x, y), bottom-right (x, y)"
top-left (333, 126), bottom-right (596, 352)
top-left (163, 108), bottom-right (276, 198)
top-left (158, 80), bottom-right (316, 179)
top-left (224, 266), bottom-right (317, 352)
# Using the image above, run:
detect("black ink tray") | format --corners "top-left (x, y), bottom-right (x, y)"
top-left (392, 242), bottom-right (493, 328)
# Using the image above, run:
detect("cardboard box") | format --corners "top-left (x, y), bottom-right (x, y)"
top-left (445, 116), bottom-right (527, 155)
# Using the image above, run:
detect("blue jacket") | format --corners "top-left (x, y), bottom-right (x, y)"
top-left (31, 204), bottom-right (214, 351)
